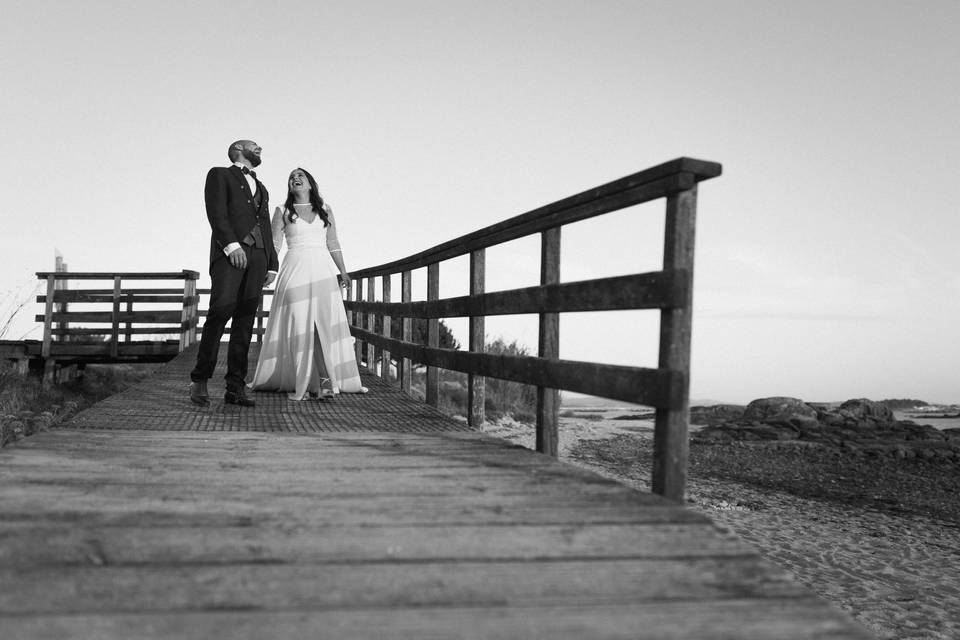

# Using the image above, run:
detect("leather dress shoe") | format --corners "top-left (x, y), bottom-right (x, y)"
top-left (189, 380), bottom-right (209, 406)
top-left (224, 387), bottom-right (256, 407)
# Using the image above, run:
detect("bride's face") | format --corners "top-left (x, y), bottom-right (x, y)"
top-left (288, 170), bottom-right (310, 196)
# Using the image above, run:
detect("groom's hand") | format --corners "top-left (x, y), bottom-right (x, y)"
top-left (228, 247), bottom-right (247, 269)
top-left (264, 272), bottom-right (276, 287)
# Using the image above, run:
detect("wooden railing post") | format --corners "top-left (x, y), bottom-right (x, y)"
top-left (426, 263), bottom-right (440, 407)
top-left (652, 185), bottom-right (698, 502)
top-left (54, 255), bottom-right (68, 339)
top-left (125, 296), bottom-right (134, 342)
top-left (110, 276), bottom-right (121, 358)
top-left (365, 276), bottom-right (376, 374)
top-left (354, 277), bottom-right (364, 366)
top-left (536, 227), bottom-right (561, 456)
top-left (468, 249), bottom-right (486, 427)
top-left (180, 272), bottom-right (198, 351)
top-left (400, 271), bottom-right (412, 395)
top-left (382, 275), bottom-right (392, 380)
top-left (256, 296), bottom-right (264, 343)
top-left (41, 273), bottom-right (57, 384)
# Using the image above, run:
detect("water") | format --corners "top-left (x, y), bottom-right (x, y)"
top-left (893, 410), bottom-right (960, 431)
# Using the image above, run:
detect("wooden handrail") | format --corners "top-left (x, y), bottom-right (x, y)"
top-left (350, 158), bottom-right (720, 279)
top-left (341, 156), bottom-right (721, 501)
top-left (35, 271), bottom-right (200, 280)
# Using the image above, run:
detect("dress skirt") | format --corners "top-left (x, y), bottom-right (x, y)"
top-left (251, 232), bottom-right (363, 400)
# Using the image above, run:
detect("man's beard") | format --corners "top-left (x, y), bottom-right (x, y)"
top-left (242, 149), bottom-right (262, 167)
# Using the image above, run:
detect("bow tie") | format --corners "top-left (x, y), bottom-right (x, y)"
top-left (241, 166), bottom-right (257, 179)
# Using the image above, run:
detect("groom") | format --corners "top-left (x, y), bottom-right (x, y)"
top-left (189, 139), bottom-right (278, 407)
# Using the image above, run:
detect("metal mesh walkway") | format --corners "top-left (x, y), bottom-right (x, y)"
top-left (67, 344), bottom-right (471, 434)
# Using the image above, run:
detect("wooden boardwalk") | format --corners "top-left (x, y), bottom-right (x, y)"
top-left (0, 347), bottom-right (871, 639)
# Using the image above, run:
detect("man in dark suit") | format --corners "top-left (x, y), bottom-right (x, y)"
top-left (189, 139), bottom-right (278, 407)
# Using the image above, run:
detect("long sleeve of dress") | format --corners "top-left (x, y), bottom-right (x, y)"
top-left (325, 205), bottom-right (342, 253)
top-left (271, 207), bottom-right (285, 254)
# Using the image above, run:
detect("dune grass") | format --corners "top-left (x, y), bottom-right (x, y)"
top-left (0, 364), bottom-right (157, 447)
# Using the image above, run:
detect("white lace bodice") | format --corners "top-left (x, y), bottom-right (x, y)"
top-left (271, 205), bottom-right (342, 253)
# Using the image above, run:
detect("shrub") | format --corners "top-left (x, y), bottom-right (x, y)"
top-left (0, 363), bottom-right (156, 447)
top-left (405, 336), bottom-right (538, 425)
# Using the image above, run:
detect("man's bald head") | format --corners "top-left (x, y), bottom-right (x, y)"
top-left (227, 140), bottom-right (262, 167)
top-left (227, 140), bottom-right (254, 162)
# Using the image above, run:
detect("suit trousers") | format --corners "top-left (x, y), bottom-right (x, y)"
top-left (191, 246), bottom-right (268, 390)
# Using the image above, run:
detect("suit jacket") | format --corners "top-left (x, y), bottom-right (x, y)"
top-left (204, 165), bottom-right (279, 272)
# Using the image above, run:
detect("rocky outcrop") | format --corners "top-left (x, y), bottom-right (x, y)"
top-left (689, 404), bottom-right (745, 425)
top-left (693, 396), bottom-right (960, 463)
top-left (838, 398), bottom-right (895, 422)
top-left (742, 397), bottom-right (819, 429)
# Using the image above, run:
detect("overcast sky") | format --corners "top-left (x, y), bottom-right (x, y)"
top-left (2, 0), bottom-right (958, 404)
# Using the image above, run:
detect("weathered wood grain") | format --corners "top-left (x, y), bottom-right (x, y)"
top-left (345, 270), bottom-right (688, 318)
top-left (347, 331), bottom-right (682, 408)
top-left (0, 600), bottom-right (874, 640)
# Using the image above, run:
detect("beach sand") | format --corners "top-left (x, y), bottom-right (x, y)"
top-left (483, 410), bottom-right (960, 640)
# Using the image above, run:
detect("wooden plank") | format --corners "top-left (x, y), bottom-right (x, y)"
top-left (468, 248), bottom-right (485, 427)
top-left (0, 521), bottom-right (750, 567)
top-left (0, 557), bottom-right (808, 614)
top-left (426, 262), bottom-right (439, 407)
top-left (537, 226), bottom-right (561, 456)
top-left (45, 343), bottom-right (179, 357)
top-left (346, 270), bottom-right (686, 318)
top-left (0, 601), bottom-right (873, 640)
top-left (653, 187), bottom-right (697, 501)
top-left (0, 600), bottom-right (873, 640)
top-left (39, 293), bottom-right (189, 304)
top-left (49, 327), bottom-right (183, 336)
top-left (352, 177), bottom-right (683, 279)
top-left (36, 310), bottom-right (188, 323)
top-left (350, 328), bottom-right (680, 409)
top-left (197, 288), bottom-right (275, 297)
top-left (35, 271), bottom-right (200, 280)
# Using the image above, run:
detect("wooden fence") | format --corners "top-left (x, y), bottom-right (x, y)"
top-left (344, 157), bottom-right (721, 500)
top-left (32, 270), bottom-right (200, 379)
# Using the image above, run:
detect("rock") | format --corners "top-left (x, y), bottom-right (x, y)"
top-left (689, 404), bottom-right (746, 425)
top-left (742, 397), bottom-right (818, 427)
top-left (838, 398), bottom-right (895, 422)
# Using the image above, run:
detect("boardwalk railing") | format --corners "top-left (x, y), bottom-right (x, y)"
top-left (344, 157), bottom-right (722, 500)
top-left (32, 270), bottom-right (200, 379)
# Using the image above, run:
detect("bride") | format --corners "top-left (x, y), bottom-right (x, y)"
top-left (250, 167), bottom-right (367, 400)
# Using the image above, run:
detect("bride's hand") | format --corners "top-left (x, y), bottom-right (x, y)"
top-left (340, 273), bottom-right (352, 289)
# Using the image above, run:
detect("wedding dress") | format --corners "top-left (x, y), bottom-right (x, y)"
top-left (250, 205), bottom-right (365, 400)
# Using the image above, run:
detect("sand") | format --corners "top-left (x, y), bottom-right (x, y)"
top-left (483, 411), bottom-right (960, 640)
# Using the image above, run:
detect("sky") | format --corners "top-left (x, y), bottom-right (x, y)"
top-left (2, 0), bottom-right (958, 405)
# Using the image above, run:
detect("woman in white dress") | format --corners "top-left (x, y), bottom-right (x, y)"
top-left (250, 167), bottom-right (367, 400)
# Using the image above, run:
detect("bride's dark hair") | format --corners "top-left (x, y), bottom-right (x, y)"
top-left (283, 167), bottom-right (331, 227)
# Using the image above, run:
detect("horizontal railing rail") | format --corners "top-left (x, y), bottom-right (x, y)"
top-left (342, 156), bottom-right (721, 500)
